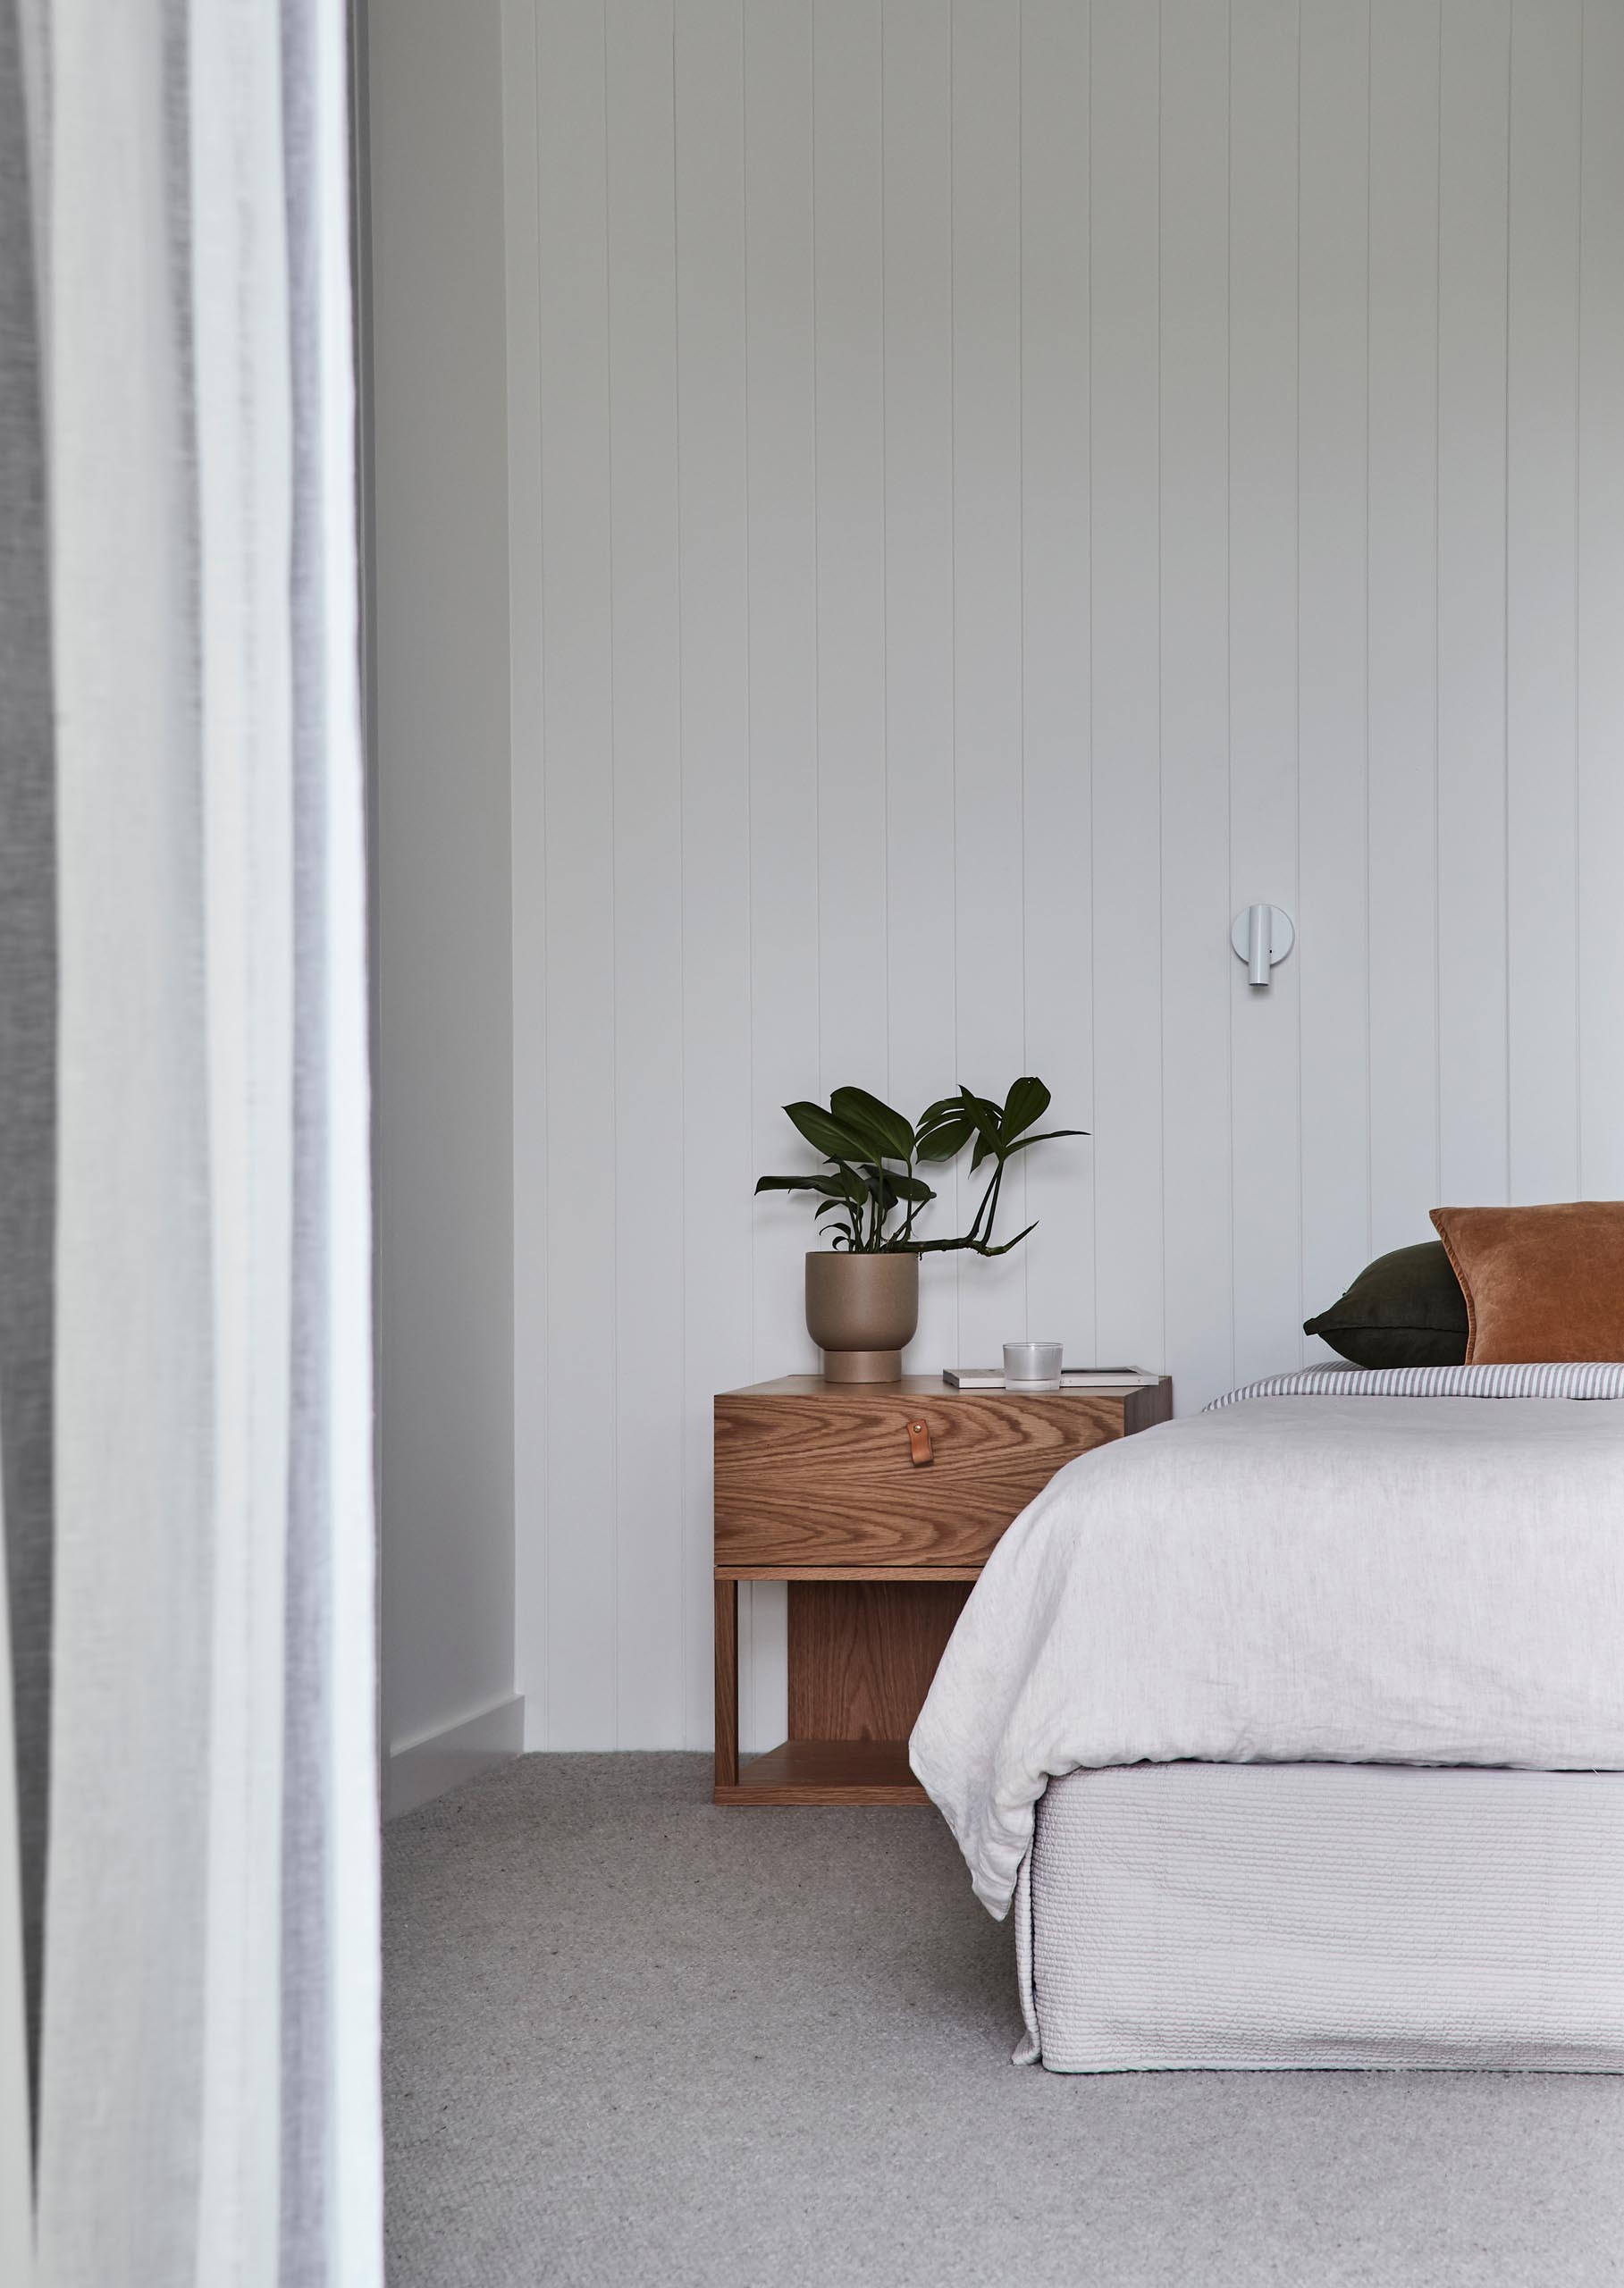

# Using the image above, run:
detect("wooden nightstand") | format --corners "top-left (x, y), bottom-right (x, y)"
top-left (712, 1373), bottom-right (1173, 1805)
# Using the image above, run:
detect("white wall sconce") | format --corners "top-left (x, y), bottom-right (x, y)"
top-left (1231, 904), bottom-right (1294, 987)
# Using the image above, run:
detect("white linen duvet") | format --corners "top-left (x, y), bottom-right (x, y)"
top-left (910, 1369), bottom-right (1624, 1915)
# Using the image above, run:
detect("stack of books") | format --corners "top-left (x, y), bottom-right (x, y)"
top-left (941, 1366), bottom-right (1159, 1390)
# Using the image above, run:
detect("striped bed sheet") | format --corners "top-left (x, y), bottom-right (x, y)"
top-left (1207, 1361), bottom-right (1624, 1406)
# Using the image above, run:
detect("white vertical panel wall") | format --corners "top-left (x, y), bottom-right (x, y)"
top-left (504, 0), bottom-right (1624, 1749)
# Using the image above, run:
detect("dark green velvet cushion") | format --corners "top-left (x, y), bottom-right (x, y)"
top-left (1303, 1241), bottom-right (1469, 1368)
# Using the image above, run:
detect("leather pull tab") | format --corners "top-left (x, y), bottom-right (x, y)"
top-left (907, 1417), bottom-right (933, 1468)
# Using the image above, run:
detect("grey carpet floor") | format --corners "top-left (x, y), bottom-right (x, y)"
top-left (383, 1754), bottom-right (1624, 2288)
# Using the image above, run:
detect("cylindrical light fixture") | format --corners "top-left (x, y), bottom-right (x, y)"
top-left (1231, 904), bottom-right (1295, 988)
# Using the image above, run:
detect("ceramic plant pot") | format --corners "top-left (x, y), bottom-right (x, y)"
top-left (804, 1250), bottom-right (920, 1384)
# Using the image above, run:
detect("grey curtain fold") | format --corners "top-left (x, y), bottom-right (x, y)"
top-left (0, 0), bottom-right (55, 2103)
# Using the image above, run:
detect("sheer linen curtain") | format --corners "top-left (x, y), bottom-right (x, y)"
top-left (0, 2), bottom-right (383, 2282)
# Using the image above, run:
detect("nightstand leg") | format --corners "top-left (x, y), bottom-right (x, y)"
top-left (713, 1579), bottom-right (739, 1791)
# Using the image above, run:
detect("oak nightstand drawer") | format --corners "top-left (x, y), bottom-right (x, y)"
top-left (714, 1375), bottom-right (1169, 1572)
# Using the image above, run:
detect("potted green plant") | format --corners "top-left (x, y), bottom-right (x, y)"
top-left (755, 1080), bottom-right (1085, 1382)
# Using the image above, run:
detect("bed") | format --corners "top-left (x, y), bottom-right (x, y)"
top-left (910, 1364), bottom-right (1624, 2073)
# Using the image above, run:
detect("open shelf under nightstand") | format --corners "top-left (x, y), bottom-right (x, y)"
top-left (715, 1737), bottom-right (928, 1806)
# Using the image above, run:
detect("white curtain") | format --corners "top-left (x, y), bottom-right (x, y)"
top-left (0, 1550), bottom-right (29, 2288)
top-left (1, 1), bottom-right (383, 2281)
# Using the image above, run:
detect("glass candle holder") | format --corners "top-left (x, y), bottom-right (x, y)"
top-left (1004, 1341), bottom-right (1063, 1392)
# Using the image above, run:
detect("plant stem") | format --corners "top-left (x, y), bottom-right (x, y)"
top-left (975, 1162), bottom-right (1006, 1249)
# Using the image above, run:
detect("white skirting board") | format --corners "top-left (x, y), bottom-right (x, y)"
top-left (385, 1694), bottom-right (526, 1820)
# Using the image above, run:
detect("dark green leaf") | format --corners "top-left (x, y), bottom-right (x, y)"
top-left (958, 1092), bottom-right (1005, 1158)
top-left (914, 1117), bottom-right (972, 1164)
top-left (962, 1088), bottom-right (1001, 1121)
top-left (836, 1110), bottom-right (900, 1165)
top-left (829, 1086), bottom-right (914, 1162)
top-left (755, 1171), bottom-right (865, 1200)
top-left (997, 1125), bottom-right (1088, 1159)
top-left (782, 1099), bottom-right (881, 1165)
top-left (915, 1090), bottom-right (980, 1162)
top-left (1001, 1076), bottom-right (1051, 1141)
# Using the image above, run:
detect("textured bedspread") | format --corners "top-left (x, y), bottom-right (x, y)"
top-left (910, 1394), bottom-right (1624, 1914)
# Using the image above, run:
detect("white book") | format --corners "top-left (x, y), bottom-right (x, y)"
top-left (941, 1366), bottom-right (1159, 1390)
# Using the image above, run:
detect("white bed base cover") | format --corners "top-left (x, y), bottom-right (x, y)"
top-left (1016, 1762), bottom-right (1624, 2074)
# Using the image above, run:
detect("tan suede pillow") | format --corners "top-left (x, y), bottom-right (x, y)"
top-left (1429, 1202), bottom-right (1624, 1363)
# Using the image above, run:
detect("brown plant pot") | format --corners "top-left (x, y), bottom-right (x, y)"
top-left (804, 1250), bottom-right (920, 1384)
